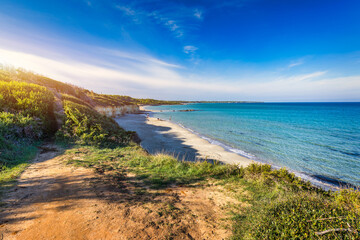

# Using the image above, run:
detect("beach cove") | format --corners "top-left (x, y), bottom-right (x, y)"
top-left (115, 110), bottom-right (253, 167)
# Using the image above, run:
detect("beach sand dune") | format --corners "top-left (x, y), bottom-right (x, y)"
top-left (115, 113), bottom-right (253, 167)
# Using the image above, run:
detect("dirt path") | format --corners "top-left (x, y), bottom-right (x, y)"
top-left (0, 145), bottom-right (239, 240)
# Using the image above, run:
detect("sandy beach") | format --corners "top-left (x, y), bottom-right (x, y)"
top-left (115, 109), bottom-right (254, 167)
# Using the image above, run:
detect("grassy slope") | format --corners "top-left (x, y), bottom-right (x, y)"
top-left (1, 67), bottom-right (359, 239)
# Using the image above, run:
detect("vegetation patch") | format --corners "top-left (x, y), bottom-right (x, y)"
top-left (56, 100), bottom-right (135, 146)
top-left (0, 80), bottom-right (54, 192)
top-left (87, 91), bottom-right (184, 107)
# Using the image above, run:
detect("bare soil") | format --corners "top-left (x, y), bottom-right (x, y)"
top-left (0, 145), bottom-right (240, 240)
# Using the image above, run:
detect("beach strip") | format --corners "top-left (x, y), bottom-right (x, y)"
top-left (115, 112), bottom-right (254, 167)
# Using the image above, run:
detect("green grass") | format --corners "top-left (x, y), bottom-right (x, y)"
top-left (0, 140), bottom-right (39, 197)
top-left (66, 145), bottom-right (232, 188)
top-left (229, 176), bottom-right (359, 239)
top-left (0, 144), bottom-right (38, 183)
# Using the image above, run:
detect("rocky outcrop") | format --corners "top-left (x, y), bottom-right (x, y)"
top-left (95, 105), bottom-right (139, 117)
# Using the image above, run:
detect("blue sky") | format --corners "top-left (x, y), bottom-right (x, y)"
top-left (0, 0), bottom-right (359, 101)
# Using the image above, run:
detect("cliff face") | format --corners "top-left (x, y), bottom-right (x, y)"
top-left (95, 105), bottom-right (139, 117)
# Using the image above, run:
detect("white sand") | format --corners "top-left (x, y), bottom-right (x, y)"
top-left (115, 110), bottom-right (254, 167)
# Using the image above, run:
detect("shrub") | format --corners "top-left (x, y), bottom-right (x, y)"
top-left (0, 112), bottom-right (42, 139)
top-left (57, 100), bottom-right (134, 146)
top-left (0, 69), bottom-right (11, 82)
top-left (251, 194), bottom-right (359, 239)
top-left (0, 80), bottom-right (56, 134)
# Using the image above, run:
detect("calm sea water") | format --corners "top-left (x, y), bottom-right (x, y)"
top-left (146, 103), bottom-right (360, 188)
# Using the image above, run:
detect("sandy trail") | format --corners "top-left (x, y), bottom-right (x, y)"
top-left (0, 144), bottom-right (238, 240)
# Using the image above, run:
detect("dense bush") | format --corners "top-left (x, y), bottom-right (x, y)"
top-left (249, 194), bottom-right (359, 239)
top-left (0, 80), bottom-right (56, 134)
top-left (0, 112), bottom-right (42, 139)
top-left (231, 165), bottom-right (360, 239)
top-left (0, 69), bottom-right (11, 82)
top-left (57, 100), bottom-right (134, 146)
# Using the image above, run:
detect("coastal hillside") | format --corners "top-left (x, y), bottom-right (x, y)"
top-left (0, 67), bottom-right (359, 239)
top-left (0, 66), bottom-right (180, 192)
top-left (0, 67), bottom-right (183, 114)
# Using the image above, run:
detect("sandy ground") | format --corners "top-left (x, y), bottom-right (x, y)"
top-left (0, 144), bottom-right (240, 240)
top-left (115, 111), bottom-right (253, 167)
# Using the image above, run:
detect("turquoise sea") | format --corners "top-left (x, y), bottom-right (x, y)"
top-left (146, 103), bottom-right (360, 188)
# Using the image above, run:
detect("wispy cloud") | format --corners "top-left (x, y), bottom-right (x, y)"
top-left (183, 45), bottom-right (199, 63)
top-left (288, 58), bottom-right (305, 68)
top-left (116, 5), bottom-right (142, 24)
top-left (148, 12), bottom-right (184, 38)
top-left (116, 6), bottom-right (136, 16)
top-left (194, 9), bottom-right (203, 20)
top-left (1, 47), bottom-right (358, 101)
top-left (183, 45), bottom-right (198, 54)
top-left (0, 47), bottom-right (184, 92)
top-left (98, 47), bottom-right (183, 69)
top-left (114, 1), bottom-right (204, 39)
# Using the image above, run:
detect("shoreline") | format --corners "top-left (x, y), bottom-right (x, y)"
top-left (118, 106), bottom-right (352, 191)
top-left (116, 107), bottom-right (254, 167)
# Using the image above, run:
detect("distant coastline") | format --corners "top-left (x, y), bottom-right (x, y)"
top-left (142, 100), bottom-right (264, 106)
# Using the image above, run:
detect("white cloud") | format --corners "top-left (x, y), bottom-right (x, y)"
top-left (194, 9), bottom-right (203, 20)
top-left (183, 45), bottom-right (198, 54)
top-left (164, 20), bottom-right (182, 35)
top-left (0, 48), bottom-right (184, 90)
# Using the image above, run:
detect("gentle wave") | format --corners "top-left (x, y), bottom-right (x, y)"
top-left (175, 122), bottom-right (257, 159)
top-left (166, 117), bottom-right (346, 190)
